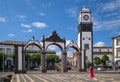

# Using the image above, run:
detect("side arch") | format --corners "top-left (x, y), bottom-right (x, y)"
top-left (24, 37), bottom-right (43, 51)
top-left (66, 41), bottom-right (82, 72)
top-left (66, 41), bottom-right (80, 52)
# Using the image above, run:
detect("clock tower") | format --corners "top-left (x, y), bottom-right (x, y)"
top-left (78, 6), bottom-right (93, 71)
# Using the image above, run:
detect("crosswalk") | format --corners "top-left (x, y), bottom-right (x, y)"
top-left (11, 73), bottom-right (120, 82)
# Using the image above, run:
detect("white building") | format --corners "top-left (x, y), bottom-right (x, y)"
top-left (0, 41), bottom-right (25, 67)
top-left (71, 46), bottom-right (113, 67)
top-left (112, 35), bottom-right (120, 66)
top-left (93, 46), bottom-right (113, 61)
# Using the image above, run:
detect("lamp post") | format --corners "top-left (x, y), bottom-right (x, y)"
top-left (3, 42), bottom-right (5, 73)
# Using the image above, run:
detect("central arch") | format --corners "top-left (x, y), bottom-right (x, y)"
top-left (41, 31), bottom-right (67, 72)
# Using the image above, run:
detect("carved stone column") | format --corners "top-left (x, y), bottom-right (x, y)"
top-left (41, 51), bottom-right (47, 73)
top-left (77, 52), bottom-right (81, 72)
top-left (14, 45), bottom-right (26, 73)
top-left (80, 49), bottom-right (87, 72)
top-left (62, 52), bottom-right (67, 72)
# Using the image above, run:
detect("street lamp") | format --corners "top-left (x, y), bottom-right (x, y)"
top-left (3, 42), bottom-right (5, 73)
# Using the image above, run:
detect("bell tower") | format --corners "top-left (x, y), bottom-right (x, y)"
top-left (78, 6), bottom-right (93, 71)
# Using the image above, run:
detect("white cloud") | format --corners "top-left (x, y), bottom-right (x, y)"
top-left (66, 40), bottom-right (71, 46)
top-left (21, 23), bottom-right (31, 28)
top-left (94, 41), bottom-right (106, 47)
top-left (24, 0), bottom-right (35, 10)
top-left (102, 0), bottom-right (120, 11)
top-left (17, 15), bottom-right (26, 19)
top-left (41, 3), bottom-right (51, 8)
top-left (38, 12), bottom-right (45, 16)
top-left (104, 13), bottom-right (117, 17)
top-left (67, 27), bottom-right (75, 30)
top-left (8, 33), bottom-right (16, 37)
top-left (94, 19), bottom-right (120, 31)
top-left (56, 51), bottom-right (61, 56)
top-left (67, 49), bottom-right (74, 56)
top-left (115, 32), bottom-right (120, 35)
top-left (67, 7), bottom-right (79, 18)
top-left (48, 45), bottom-right (57, 51)
top-left (0, 17), bottom-right (6, 22)
top-left (32, 22), bottom-right (48, 28)
top-left (23, 29), bottom-right (32, 33)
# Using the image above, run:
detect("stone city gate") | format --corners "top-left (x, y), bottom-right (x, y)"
top-left (14, 31), bottom-right (81, 73)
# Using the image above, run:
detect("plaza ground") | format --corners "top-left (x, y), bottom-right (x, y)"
top-left (1, 70), bottom-right (120, 82)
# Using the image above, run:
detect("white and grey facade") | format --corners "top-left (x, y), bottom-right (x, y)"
top-left (112, 36), bottom-right (120, 66)
top-left (78, 6), bottom-right (93, 70)
top-left (72, 46), bottom-right (113, 67)
top-left (0, 44), bottom-right (14, 66)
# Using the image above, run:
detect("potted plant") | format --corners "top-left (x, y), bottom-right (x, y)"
top-left (2, 74), bottom-right (13, 82)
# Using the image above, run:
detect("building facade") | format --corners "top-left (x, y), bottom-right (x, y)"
top-left (112, 35), bottom-right (120, 66)
top-left (0, 41), bottom-right (25, 70)
top-left (72, 46), bottom-right (113, 67)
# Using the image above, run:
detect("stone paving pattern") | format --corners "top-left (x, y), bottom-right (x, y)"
top-left (11, 72), bottom-right (120, 82)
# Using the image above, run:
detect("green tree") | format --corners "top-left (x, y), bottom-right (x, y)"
top-left (86, 60), bottom-right (91, 68)
top-left (93, 57), bottom-right (101, 66)
top-left (25, 52), bottom-right (31, 61)
top-left (10, 53), bottom-right (15, 65)
top-left (10, 53), bottom-right (15, 58)
top-left (0, 52), bottom-right (6, 70)
top-left (46, 54), bottom-right (61, 69)
top-left (46, 54), bottom-right (61, 63)
top-left (101, 54), bottom-right (109, 66)
top-left (31, 52), bottom-right (41, 65)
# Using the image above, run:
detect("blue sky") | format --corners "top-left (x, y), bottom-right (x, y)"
top-left (0, 0), bottom-right (120, 47)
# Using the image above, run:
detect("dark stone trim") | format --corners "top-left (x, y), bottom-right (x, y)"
top-left (112, 35), bottom-right (120, 39)
top-left (92, 29), bottom-right (93, 65)
top-left (14, 45), bottom-right (18, 72)
top-left (112, 39), bottom-right (115, 62)
top-left (44, 31), bottom-right (65, 42)
top-left (14, 45), bottom-right (27, 74)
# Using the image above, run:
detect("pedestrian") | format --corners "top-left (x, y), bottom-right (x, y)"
top-left (89, 67), bottom-right (94, 78)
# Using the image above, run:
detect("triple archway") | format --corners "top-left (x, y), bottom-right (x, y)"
top-left (23, 31), bottom-right (81, 73)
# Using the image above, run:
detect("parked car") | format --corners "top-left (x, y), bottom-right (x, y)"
top-left (67, 66), bottom-right (72, 70)
top-left (34, 66), bottom-right (41, 71)
top-left (97, 67), bottom-right (105, 71)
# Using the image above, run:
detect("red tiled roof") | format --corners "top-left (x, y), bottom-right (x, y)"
top-left (0, 40), bottom-right (26, 45)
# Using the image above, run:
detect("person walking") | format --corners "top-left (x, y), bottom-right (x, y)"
top-left (89, 67), bottom-right (94, 78)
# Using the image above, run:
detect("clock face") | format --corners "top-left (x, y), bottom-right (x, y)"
top-left (83, 15), bottom-right (89, 21)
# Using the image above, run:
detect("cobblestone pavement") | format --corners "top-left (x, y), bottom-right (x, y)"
top-left (11, 72), bottom-right (120, 82)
